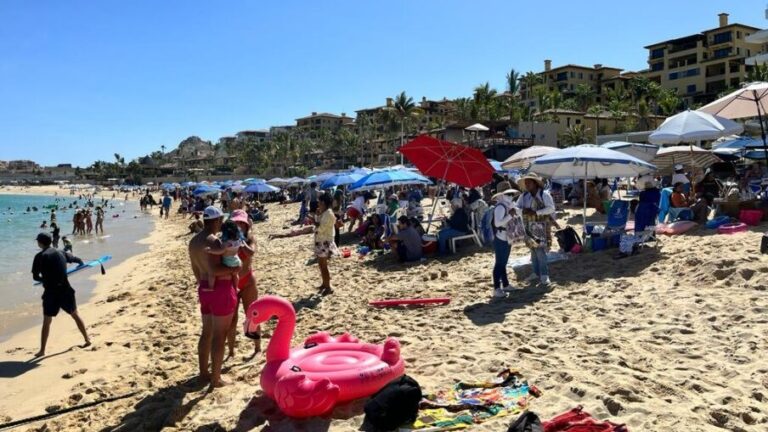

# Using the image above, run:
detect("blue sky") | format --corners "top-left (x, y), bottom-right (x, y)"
top-left (0, 0), bottom-right (763, 166)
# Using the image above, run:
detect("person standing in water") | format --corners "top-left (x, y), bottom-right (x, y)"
top-left (31, 233), bottom-right (91, 357)
top-left (188, 206), bottom-right (240, 389)
top-left (95, 206), bottom-right (104, 235)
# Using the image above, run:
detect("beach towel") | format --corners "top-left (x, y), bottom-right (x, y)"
top-left (508, 252), bottom-right (569, 269)
top-left (657, 188), bottom-right (673, 223)
top-left (402, 370), bottom-right (541, 431)
top-left (542, 406), bottom-right (628, 432)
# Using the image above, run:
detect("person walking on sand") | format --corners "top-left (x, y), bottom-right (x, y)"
top-left (315, 194), bottom-right (339, 295)
top-left (161, 191), bottom-right (172, 220)
top-left (516, 173), bottom-right (555, 286)
top-left (31, 233), bottom-right (91, 357)
top-left (226, 210), bottom-right (260, 358)
top-left (490, 181), bottom-right (521, 298)
top-left (188, 206), bottom-right (240, 389)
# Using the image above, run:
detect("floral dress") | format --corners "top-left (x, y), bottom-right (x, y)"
top-left (314, 209), bottom-right (339, 258)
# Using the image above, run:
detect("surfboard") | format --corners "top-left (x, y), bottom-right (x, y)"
top-left (369, 297), bottom-right (451, 308)
top-left (33, 255), bottom-right (112, 286)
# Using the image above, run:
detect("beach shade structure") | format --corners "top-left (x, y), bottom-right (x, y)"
top-left (465, 123), bottom-right (489, 132)
top-left (712, 147), bottom-right (743, 161)
top-left (244, 182), bottom-right (280, 194)
top-left (648, 110), bottom-right (744, 145)
top-left (348, 168), bottom-right (432, 192)
top-left (306, 172), bottom-right (338, 184)
top-left (267, 177), bottom-right (289, 185)
top-left (320, 172), bottom-right (364, 189)
top-left (242, 178), bottom-right (265, 184)
top-left (699, 82), bottom-right (768, 165)
top-left (285, 177), bottom-right (307, 185)
top-left (651, 145), bottom-right (721, 174)
top-left (501, 146), bottom-right (559, 170)
top-left (398, 135), bottom-right (494, 188)
top-left (530, 144), bottom-right (656, 229)
top-left (487, 159), bottom-right (505, 173)
top-left (192, 185), bottom-right (221, 196)
top-left (230, 184), bottom-right (245, 192)
top-left (600, 141), bottom-right (659, 163)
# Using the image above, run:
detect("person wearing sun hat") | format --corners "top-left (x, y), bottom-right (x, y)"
top-left (672, 164), bottom-right (690, 194)
top-left (490, 181), bottom-right (521, 298)
top-left (515, 173), bottom-right (555, 286)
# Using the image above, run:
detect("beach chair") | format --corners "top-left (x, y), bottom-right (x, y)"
top-left (449, 212), bottom-right (483, 253)
top-left (606, 200), bottom-right (629, 230)
top-left (657, 187), bottom-right (673, 223)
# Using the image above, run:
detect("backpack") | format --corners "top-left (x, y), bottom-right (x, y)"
top-left (555, 226), bottom-right (582, 252)
top-left (363, 375), bottom-right (422, 431)
top-left (480, 207), bottom-right (495, 246)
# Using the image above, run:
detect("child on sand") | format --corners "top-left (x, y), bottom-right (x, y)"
top-left (205, 220), bottom-right (244, 290)
top-left (62, 236), bottom-right (72, 253)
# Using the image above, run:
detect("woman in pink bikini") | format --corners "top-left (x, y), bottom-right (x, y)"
top-left (227, 210), bottom-right (260, 358)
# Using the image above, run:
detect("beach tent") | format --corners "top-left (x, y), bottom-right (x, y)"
top-left (501, 146), bottom-right (559, 170)
top-left (530, 144), bottom-right (656, 230)
top-left (699, 82), bottom-right (768, 165)
top-left (465, 123), bottom-right (489, 132)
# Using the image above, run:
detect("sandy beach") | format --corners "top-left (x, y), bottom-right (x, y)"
top-left (0, 194), bottom-right (767, 431)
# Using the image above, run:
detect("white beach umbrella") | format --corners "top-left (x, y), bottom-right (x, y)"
top-left (599, 141), bottom-right (659, 163)
top-left (648, 110), bottom-right (744, 145)
top-left (501, 146), bottom-right (559, 169)
top-left (651, 145), bottom-right (721, 174)
top-left (530, 144), bottom-right (656, 228)
top-left (699, 82), bottom-right (768, 165)
top-left (465, 123), bottom-right (489, 131)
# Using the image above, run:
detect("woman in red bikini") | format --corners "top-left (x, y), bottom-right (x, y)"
top-left (226, 210), bottom-right (260, 358)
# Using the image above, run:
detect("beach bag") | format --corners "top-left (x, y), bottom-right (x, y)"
top-left (507, 411), bottom-right (543, 432)
top-left (555, 226), bottom-right (582, 252)
top-left (363, 375), bottom-right (422, 431)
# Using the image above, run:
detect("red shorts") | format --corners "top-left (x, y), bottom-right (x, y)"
top-left (198, 279), bottom-right (237, 316)
top-left (346, 208), bottom-right (361, 219)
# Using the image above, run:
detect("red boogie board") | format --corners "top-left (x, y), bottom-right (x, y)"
top-left (369, 298), bottom-right (451, 307)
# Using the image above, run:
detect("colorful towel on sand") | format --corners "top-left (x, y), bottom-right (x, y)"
top-left (401, 370), bottom-right (541, 431)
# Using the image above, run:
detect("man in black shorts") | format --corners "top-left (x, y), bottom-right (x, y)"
top-left (31, 233), bottom-right (91, 357)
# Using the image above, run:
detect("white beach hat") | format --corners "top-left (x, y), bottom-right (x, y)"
top-left (491, 181), bottom-right (520, 200)
top-left (674, 163), bottom-right (684, 171)
top-left (203, 206), bottom-right (224, 220)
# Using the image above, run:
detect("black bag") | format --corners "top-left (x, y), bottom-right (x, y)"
top-left (555, 226), bottom-right (582, 252)
top-left (507, 411), bottom-right (543, 432)
top-left (363, 375), bottom-right (422, 431)
top-left (762, 233), bottom-right (768, 254)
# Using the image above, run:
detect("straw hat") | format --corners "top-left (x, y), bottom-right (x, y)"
top-left (517, 173), bottom-right (545, 190)
top-left (491, 181), bottom-right (520, 200)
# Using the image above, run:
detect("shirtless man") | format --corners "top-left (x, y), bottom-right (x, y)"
top-left (188, 206), bottom-right (240, 388)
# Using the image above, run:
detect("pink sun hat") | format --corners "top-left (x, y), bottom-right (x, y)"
top-left (229, 209), bottom-right (251, 226)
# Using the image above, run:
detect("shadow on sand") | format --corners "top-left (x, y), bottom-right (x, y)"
top-left (233, 392), bottom-right (367, 432)
top-left (0, 346), bottom-right (75, 378)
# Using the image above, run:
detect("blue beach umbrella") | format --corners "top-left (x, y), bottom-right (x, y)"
top-left (192, 185), bottom-right (221, 196)
top-left (244, 182), bottom-right (280, 194)
top-left (320, 173), bottom-right (364, 189)
top-left (348, 169), bottom-right (432, 192)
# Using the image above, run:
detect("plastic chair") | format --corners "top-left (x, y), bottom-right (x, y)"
top-left (449, 212), bottom-right (482, 253)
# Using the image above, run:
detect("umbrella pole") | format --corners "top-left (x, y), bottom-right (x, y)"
top-left (753, 90), bottom-right (768, 167)
top-left (425, 195), bottom-right (440, 235)
top-left (583, 164), bottom-right (588, 233)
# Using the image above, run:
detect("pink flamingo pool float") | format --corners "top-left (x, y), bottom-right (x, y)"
top-left (245, 295), bottom-right (405, 418)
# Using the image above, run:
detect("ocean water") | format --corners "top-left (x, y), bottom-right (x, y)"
top-left (0, 194), bottom-right (155, 341)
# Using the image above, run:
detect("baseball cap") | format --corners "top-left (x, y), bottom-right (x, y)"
top-left (36, 232), bottom-right (52, 245)
top-left (203, 206), bottom-right (224, 220)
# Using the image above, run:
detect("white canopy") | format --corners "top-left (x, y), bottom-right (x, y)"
top-left (599, 141), bottom-right (659, 163)
top-left (501, 146), bottom-right (558, 169)
top-left (465, 123), bottom-right (489, 132)
top-left (648, 110), bottom-right (744, 144)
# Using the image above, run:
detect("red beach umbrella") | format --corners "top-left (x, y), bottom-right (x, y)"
top-left (398, 135), bottom-right (494, 188)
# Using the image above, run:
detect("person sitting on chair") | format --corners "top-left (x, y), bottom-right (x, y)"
top-left (437, 198), bottom-right (469, 255)
top-left (669, 182), bottom-right (694, 221)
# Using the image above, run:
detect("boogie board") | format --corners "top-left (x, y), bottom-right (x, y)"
top-left (33, 255), bottom-right (112, 286)
top-left (369, 297), bottom-right (451, 308)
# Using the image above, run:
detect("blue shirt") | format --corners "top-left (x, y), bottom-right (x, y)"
top-left (162, 196), bottom-right (172, 207)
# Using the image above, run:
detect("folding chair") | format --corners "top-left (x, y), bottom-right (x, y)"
top-left (449, 212), bottom-right (483, 253)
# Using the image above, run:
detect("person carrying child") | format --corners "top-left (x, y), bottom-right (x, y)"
top-left (206, 219), bottom-right (246, 290)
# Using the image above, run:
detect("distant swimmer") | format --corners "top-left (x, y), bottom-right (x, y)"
top-left (31, 233), bottom-right (91, 357)
top-left (40, 220), bottom-right (47, 229)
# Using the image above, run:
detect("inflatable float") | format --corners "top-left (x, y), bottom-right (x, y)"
top-left (369, 297), bottom-right (451, 308)
top-left (717, 222), bottom-right (748, 235)
top-left (655, 221), bottom-right (698, 236)
top-left (705, 216), bottom-right (730, 230)
top-left (244, 296), bottom-right (405, 418)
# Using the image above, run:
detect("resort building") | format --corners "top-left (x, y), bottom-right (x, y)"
top-left (5, 160), bottom-right (40, 172)
top-left (520, 60), bottom-right (631, 111)
top-left (295, 112), bottom-right (354, 130)
top-left (745, 6), bottom-right (768, 65)
top-left (644, 13), bottom-right (762, 106)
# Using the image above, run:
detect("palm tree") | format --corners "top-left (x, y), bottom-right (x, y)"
top-left (657, 89), bottom-right (682, 117)
top-left (473, 82), bottom-right (498, 121)
top-left (573, 84), bottom-right (596, 111)
top-left (587, 104), bottom-right (605, 140)
top-left (505, 68), bottom-right (522, 127)
top-left (560, 124), bottom-right (590, 147)
top-left (747, 63), bottom-right (768, 82)
top-left (533, 85), bottom-right (549, 115)
top-left (388, 91), bottom-right (422, 161)
top-left (520, 71), bottom-right (542, 102)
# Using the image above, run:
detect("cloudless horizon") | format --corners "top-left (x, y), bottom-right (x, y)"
top-left (0, 0), bottom-right (765, 166)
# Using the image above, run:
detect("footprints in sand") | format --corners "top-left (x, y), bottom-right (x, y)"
top-left (62, 368), bottom-right (87, 379)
